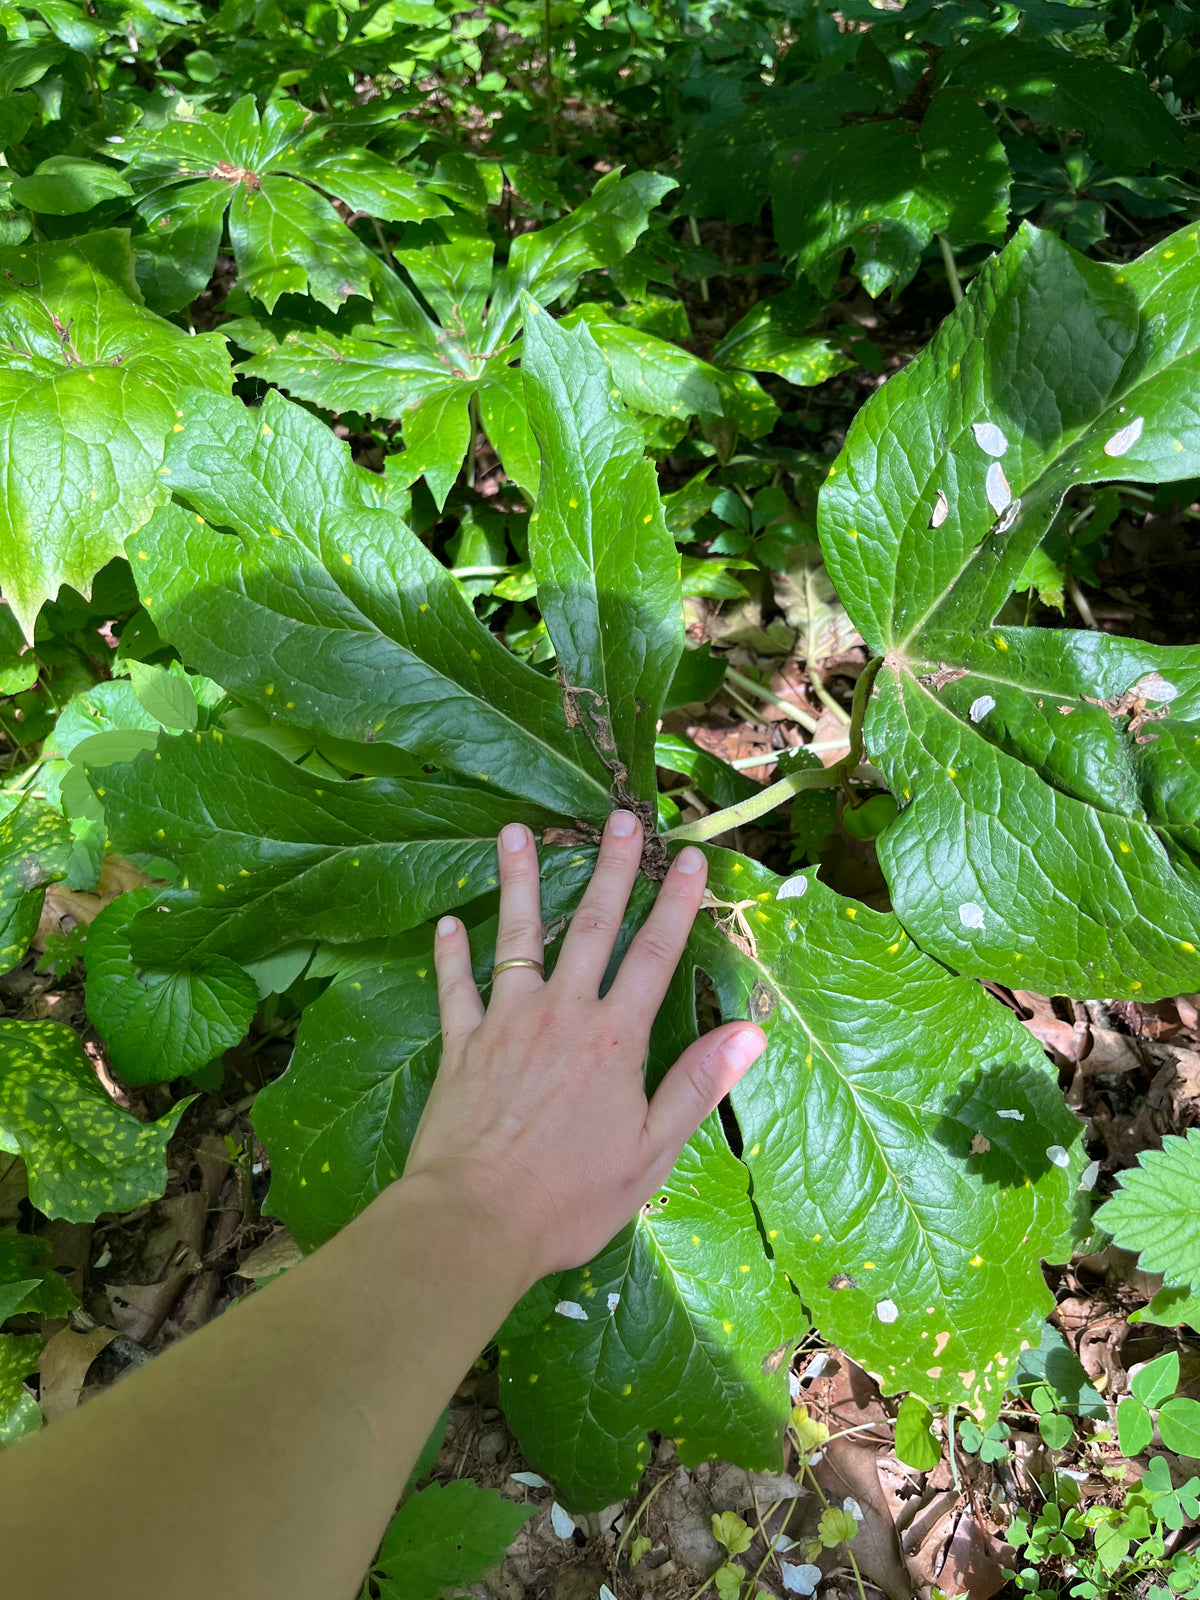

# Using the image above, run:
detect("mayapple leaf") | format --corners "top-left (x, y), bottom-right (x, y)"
top-left (691, 850), bottom-right (1080, 1421)
top-left (0, 229), bottom-right (229, 638)
top-left (85, 887), bottom-right (260, 1085)
top-left (252, 851), bottom-right (597, 1251)
top-left (560, 305), bottom-right (723, 419)
top-left (821, 222), bottom-right (1200, 998)
top-left (499, 962), bottom-right (800, 1510)
top-left (8, 154), bottom-right (131, 215)
top-left (100, 729), bottom-right (566, 966)
top-left (373, 1481), bottom-right (536, 1600)
top-left (117, 97), bottom-right (445, 312)
top-left (866, 629), bottom-right (1200, 999)
top-left (0, 802), bottom-right (71, 974)
top-left (0, 1020), bottom-right (189, 1222)
top-left (522, 306), bottom-right (683, 802)
top-left (770, 89), bottom-right (1007, 296)
top-left (125, 387), bottom-right (612, 816)
top-left (1098, 1129), bottom-right (1200, 1294)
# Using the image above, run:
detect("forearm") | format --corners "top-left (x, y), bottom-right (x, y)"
top-left (0, 1174), bottom-right (537, 1600)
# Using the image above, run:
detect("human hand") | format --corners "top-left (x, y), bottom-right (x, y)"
top-left (403, 812), bottom-right (767, 1285)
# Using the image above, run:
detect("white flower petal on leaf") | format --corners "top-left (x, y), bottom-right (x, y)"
top-left (554, 1300), bottom-right (588, 1321)
top-left (930, 490), bottom-right (949, 528)
top-left (1132, 672), bottom-right (1179, 703)
top-left (1103, 416), bottom-right (1144, 457)
top-left (958, 902), bottom-right (986, 931)
top-left (1047, 1145), bottom-right (1070, 1168)
top-left (972, 421), bottom-right (1009, 457)
top-left (875, 1299), bottom-right (899, 1324)
top-left (969, 695), bottom-right (996, 723)
top-left (997, 1109), bottom-right (1025, 1121)
top-left (777, 875), bottom-right (808, 901)
top-left (985, 461), bottom-right (1012, 513)
top-left (1078, 1161), bottom-right (1099, 1192)
top-left (551, 1502), bottom-right (577, 1540)
top-left (607, 1293), bottom-right (620, 1313)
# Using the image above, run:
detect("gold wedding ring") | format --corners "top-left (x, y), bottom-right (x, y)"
top-left (491, 956), bottom-right (545, 979)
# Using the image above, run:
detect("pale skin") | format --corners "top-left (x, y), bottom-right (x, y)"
top-left (0, 810), bottom-right (766, 1600)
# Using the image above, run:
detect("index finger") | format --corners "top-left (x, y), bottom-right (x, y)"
top-left (605, 845), bottom-right (708, 1024)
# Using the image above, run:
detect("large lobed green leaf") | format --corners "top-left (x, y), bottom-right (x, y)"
top-left (691, 850), bottom-right (1081, 1420)
top-left (522, 307), bottom-right (683, 801)
top-left (820, 221), bottom-right (1200, 997)
top-left (0, 229), bottom-right (229, 638)
top-left (124, 387), bottom-right (613, 816)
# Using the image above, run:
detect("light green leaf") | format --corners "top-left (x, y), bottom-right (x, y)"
top-left (0, 229), bottom-right (229, 637)
top-left (895, 1395), bottom-right (941, 1471)
top-left (373, 1480), bottom-right (536, 1600)
top-left (283, 145), bottom-right (451, 226)
top-left (712, 1512), bottom-right (754, 1556)
top-left (0, 803), bottom-right (70, 974)
top-left (716, 285), bottom-right (852, 389)
top-left (1099, 1130), bottom-right (1200, 1293)
top-left (85, 887), bottom-right (259, 1085)
top-left (124, 387), bottom-right (612, 815)
top-left (0, 1020), bottom-right (189, 1222)
top-left (821, 222), bottom-right (1200, 997)
top-left (1130, 1282), bottom-right (1200, 1329)
top-left (1159, 1396), bottom-right (1200, 1459)
top-left (522, 307), bottom-right (683, 801)
top-left (397, 385), bottom-right (471, 510)
top-left (9, 154), bottom-right (131, 214)
top-left (0, 1333), bottom-right (41, 1445)
top-left (101, 730), bottom-right (566, 967)
top-left (563, 304), bottom-right (722, 419)
top-left (477, 363), bottom-right (540, 497)
top-left (127, 661), bottom-right (199, 731)
top-left (1132, 1350), bottom-right (1178, 1408)
top-left (691, 850), bottom-right (1080, 1421)
top-left (230, 176), bottom-right (376, 312)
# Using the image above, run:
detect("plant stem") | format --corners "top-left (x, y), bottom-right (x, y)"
top-left (1067, 571), bottom-right (1098, 629)
top-left (806, 660), bottom-right (851, 725)
top-left (612, 1470), bottom-right (671, 1574)
top-left (746, 1497), bottom-right (786, 1588)
top-left (689, 215), bottom-right (709, 302)
top-left (542, 0), bottom-right (558, 157)
top-left (724, 666), bottom-right (820, 734)
top-left (466, 389), bottom-right (481, 490)
top-left (662, 656), bottom-right (881, 843)
top-left (938, 234), bottom-right (964, 306)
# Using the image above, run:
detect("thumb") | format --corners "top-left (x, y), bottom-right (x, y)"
top-left (644, 1023), bottom-right (766, 1162)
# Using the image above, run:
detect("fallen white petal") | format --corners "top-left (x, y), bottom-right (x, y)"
top-left (789, 1370), bottom-right (802, 1400)
top-left (930, 489), bottom-right (949, 527)
top-left (1047, 1145), bottom-right (1070, 1168)
top-left (985, 461), bottom-right (1012, 513)
top-left (782, 1562), bottom-right (823, 1595)
top-left (777, 874), bottom-right (808, 901)
top-left (551, 1502), bottom-right (577, 1539)
top-left (607, 1293), bottom-right (620, 1313)
top-left (555, 1301), bottom-right (588, 1321)
top-left (1103, 416), bottom-right (1144, 457)
top-left (843, 1497), bottom-right (864, 1523)
top-left (511, 1471), bottom-right (549, 1488)
top-left (997, 1108), bottom-right (1025, 1121)
top-left (804, 1350), bottom-right (832, 1380)
top-left (600, 1587), bottom-right (619, 1600)
top-left (772, 1533), bottom-right (800, 1553)
top-left (1078, 1161), bottom-right (1099, 1192)
top-left (1132, 671), bottom-right (1179, 703)
top-left (972, 421), bottom-right (1009, 457)
top-left (958, 901), bottom-right (986, 930)
top-left (875, 1299), bottom-right (899, 1324)
top-left (969, 694), bottom-right (996, 723)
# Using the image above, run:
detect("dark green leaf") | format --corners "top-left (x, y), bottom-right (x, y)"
top-left (0, 1020), bottom-right (188, 1222)
top-left (9, 155), bottom-right (131, 215)
top-left (85, 887), bottom-right (259, 1085)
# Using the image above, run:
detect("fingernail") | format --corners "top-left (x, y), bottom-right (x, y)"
top-left (720, 1028), bottom-right (765, 1076)
top-left (675, 846), bottom-right (705, 874)
top-left (501, 823), bottom-right (527, 852)
top-left (437, 916), bottom-right (459, 938)
top-left (608, 809), bottom-right (638, 836)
